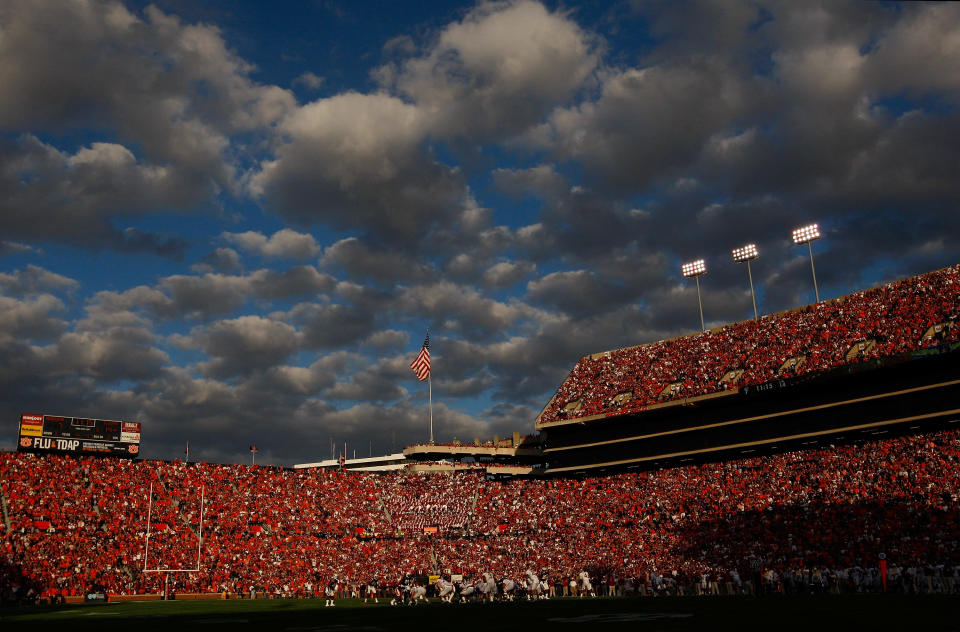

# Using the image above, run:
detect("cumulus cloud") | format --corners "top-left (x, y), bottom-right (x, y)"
top-left (386, 0), bottom-right (599, 141)
top-left (192, 247), bottom-right (244, 274)
top-left (531, 60), bottom-right (749, 190)
top-left (0, 265), bottom-right (78, 296)
top-left (0, 241), bottom-right (39, 257)
top-left (37, 327), bottom-right (169, 382)
top-left (395, 281), bottom-right (542, 338)
top-left (290, 301), bottom-right (379, 349)
top-left (492, 165), bottom-right (569, 200)
top-left (249, 92), bottom-right (466, 245)
top-left (526, 269), bottom-right (635, 317)
top-left (293, 71), bottom-right (325, 90)
top-left (0, 294), bottom-right (69, 343)
top-left (0, 0), bottom-right (293, 175)
top-left (0, 0), bottom-right (295, 250)
top-left (222, 229), bottom-right (322, 260)
top-left (363, 329), bottom-right (410, 352)
top-left (0, 136), bottom-right (202, 253)
top-left (186, 315), bottom-right (302, 378)
top-left (324, 368), bottom-right (407, 402)
top-left (483, 260), bottom-right (536, 288)
top-left (321, 237), bottom-right (435, 285)
top-left (865, 2), bottom-right (960, 96)
top-left (92, 268), bottom-right (336, 320)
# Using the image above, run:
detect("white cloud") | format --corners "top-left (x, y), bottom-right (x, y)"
top-left (293, 71), bottom-right (325, 90)
top-left (190, 315), bottom-right (302, 378)
top-left (222, 229), bottom-right (322, 260)
top-left (0, 265), bottom-right (78, 296)
top-left (249, 91), bottom-right (465, 244)
top-left (388, 0), bottom-right (599, 140)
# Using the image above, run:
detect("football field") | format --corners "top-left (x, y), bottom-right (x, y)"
top-left (3, 595), bottom-right (959, 631)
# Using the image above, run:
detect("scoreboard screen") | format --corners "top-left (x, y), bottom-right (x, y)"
top-left (18, 414), bottom-right (140, 458)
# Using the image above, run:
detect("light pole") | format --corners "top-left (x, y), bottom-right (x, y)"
top-left (732, 244), bottom-right (760, 321)
top-left (681, 259), bottom-right (707, 332)
top-left (792, 223), bottom-right (821, 303)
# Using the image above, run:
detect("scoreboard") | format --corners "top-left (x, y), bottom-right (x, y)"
top-left (18, 414), bottom-right (141, 458)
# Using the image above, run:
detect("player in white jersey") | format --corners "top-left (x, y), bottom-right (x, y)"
top-left (435, 577), bottom-right (456, 602)
top-left (524, 569), bottom-right (540, 600)
top-left (578, 571), bottom-right (596, 597)
top-left (501, 576), bottom-right (517, 601)
top-left (478, 572), bottom-right (498, 602)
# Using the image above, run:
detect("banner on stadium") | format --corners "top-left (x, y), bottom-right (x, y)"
top-left (19, 414), bottom-right (43, 437)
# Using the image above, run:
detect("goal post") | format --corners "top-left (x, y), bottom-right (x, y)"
top-left (142, 478), bottom-right (206, 597)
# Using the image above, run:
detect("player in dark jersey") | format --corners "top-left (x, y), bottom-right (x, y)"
top-left (324, 574), bottom-right (339, 607)
top-left (364, 576), bottom-right (379, 603)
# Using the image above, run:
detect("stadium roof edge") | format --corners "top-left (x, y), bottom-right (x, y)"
top-left (293, 453), bottom-right (406, 470)
top-left (536, 389), bottom-right (736, 430)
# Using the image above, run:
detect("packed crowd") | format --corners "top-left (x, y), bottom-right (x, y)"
top-left (539, 265), bottom-right (960, 423)
top-left (380, 472), bottom-right (477, 533)
top-left (2, 428), bottom-right (958, 602)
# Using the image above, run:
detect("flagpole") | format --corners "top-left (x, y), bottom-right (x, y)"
top-left (409, 329), bottom-right (433, 444)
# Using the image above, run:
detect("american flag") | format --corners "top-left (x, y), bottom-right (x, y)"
top-left (249, 444), bottom-right (258, 453)
top-left (409, 333), bottom-right (431, 381)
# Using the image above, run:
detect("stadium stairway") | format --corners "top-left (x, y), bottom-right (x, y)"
top-left (86, 472), bottom-right (101, 517)
top-left (377, 494), bottom-right (393, 525)
top-left (0, 487), bottom-right (11, 533)
top-left (465, 487), bottom-right (480, 532)
top-left (429, 544), bottom-right (439, 574)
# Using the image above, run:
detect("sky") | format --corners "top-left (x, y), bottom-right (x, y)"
top-left (1, 0), bottom-right (959, 466)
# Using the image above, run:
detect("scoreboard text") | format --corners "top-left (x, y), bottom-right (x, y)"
top-left (18, 414), bottom-right (141, 458)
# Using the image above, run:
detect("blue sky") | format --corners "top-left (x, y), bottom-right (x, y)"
top-left (1, 0), bottom-right (959, 465)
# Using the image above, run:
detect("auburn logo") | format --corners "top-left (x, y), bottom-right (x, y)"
top-left (128, 445), bottom-right (139, 454)
top-left (20, 437), bottom-right (33, 448)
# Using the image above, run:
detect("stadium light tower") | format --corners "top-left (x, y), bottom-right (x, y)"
top-left (681, 258), bottom-right (708, 332)
top-left (792, 223), bottom-right (821, 303)
top-left (732, 244), bottom-right (760, 321)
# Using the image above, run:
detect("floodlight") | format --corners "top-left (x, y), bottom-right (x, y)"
top-left (792, 223), bottom-right (821, 245)
top-left (681, 259), bottom-right (707, 278)
top-left (732, 244), bottom-right (760, 320)
top-left (681, 259), bottom-right (707, 331)
top-left (732, 244), bottom-right (759, 262)
top-left (792, 223), bottom-right (822, 302)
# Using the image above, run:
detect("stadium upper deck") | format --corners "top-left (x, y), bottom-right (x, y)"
top-left (537, 264), bottom-right (960, 428)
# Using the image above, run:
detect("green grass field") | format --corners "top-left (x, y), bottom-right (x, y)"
top-left (3, 595), bottom-right (960, 631)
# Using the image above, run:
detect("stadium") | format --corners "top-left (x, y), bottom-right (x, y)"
top-left (2, 264), bottom-right (959, 630)
top-left (4, 1), bottom-right (960, 629)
